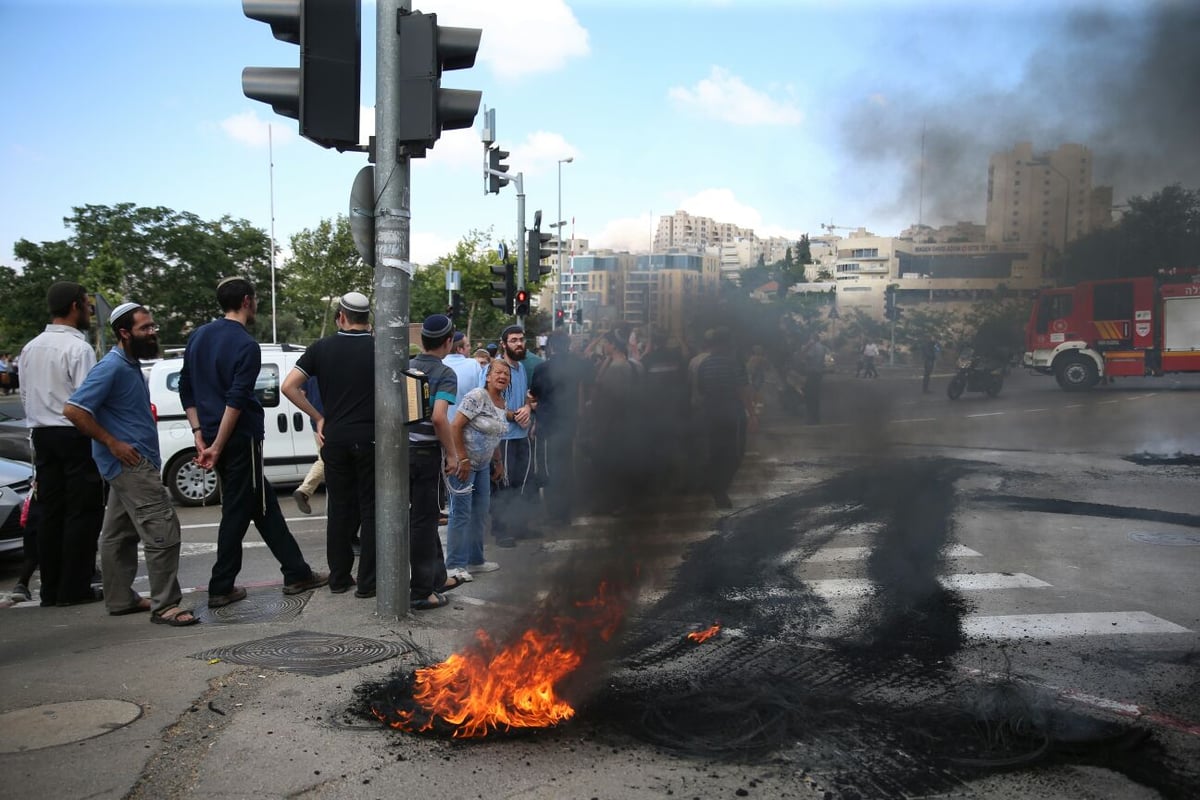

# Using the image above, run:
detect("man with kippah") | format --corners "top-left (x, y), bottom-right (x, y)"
top-left (64, 303), bottom-right (197, 625)
top-left (179, 277), bottom-right (327, 608)
top-left (406, 314), bottom-right (463, 610)
top-left (18, 281), bottom-right (105, 606)
top-left (282, 291), bottom-right (376, 598)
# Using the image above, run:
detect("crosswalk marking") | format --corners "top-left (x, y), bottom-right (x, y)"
top-left (802, 544), bottom-right (981, 563)
top-left (962, 611), bottom-right (1191, 638)
top-left (803, 573), bottom-right (1049, 599)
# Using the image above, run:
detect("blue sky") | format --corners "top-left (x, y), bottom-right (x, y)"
top-left (2, 0), bottom-right (1186, 269)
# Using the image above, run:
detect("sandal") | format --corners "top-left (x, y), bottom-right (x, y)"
top-left (437, 575), bottom-right (467, 593)
top-left (410, 591), bottom-right (448, 611)
top-left (151, 607), bottom-right (200, 627)
top-left (109, 597), bottom-right (152, 616)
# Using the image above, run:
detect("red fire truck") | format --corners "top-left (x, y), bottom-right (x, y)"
top-left (1023, 269), bottom-right (1200, 391)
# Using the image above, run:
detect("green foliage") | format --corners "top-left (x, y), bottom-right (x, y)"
top-left (1057, 183), bottom-right (1200, 285)
top-left (283, 215), bottom-right (371, 340)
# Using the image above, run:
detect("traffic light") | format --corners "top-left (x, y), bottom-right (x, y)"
top-left (490, 261), bottom-right (514, 313)
top-left (487, 145), bottom-right (510, 194)
top-left (884, 283), bottom-right (898, 321)
top-left (394, 10), bottom-right (482, 150)
top-left (573, 308), bottom-right (583, 325)
top-left (514, 289), bottom-right (531, 317)
top-left (526, 210), bottom-right (553, 278)
top-left (448, 291), bottom-right (466, 320)
top-left (554, 309), bottom-right (565, 328)
top-left (241, 0), bottom-right (361, 151)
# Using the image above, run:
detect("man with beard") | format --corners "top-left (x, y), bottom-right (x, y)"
top-left (180, 277), bottom-right (327, 608)
top-left (491, 325), bottom-right (536, 548)
top-left (18, 281), bottom-right (105, 606)
top-left (64, 304), bottom-right (197, 625)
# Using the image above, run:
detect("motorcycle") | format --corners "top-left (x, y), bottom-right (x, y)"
top-left (946, 347), bottom-right (1006, 400)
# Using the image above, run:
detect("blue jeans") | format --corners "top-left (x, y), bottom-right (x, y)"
top-left (445, 466), bottom-right (490, 570)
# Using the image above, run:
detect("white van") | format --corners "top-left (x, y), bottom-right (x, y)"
top-left (148, 343), bottom-right (319, 506)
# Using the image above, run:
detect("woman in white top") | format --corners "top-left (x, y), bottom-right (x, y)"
top-left (445, 359), bottom-right (510, 581)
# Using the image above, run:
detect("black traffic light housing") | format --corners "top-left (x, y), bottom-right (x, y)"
top-left (448, 291), bottom-right (466, 320)
top-left (554, 309), bottom-right (565, 327)
top-left (394, 10), bottom-right (482, 151)
top-left (242, 0), bottom-right (361, 151)
top-left (514, 289), bottom-right (531, 317)
top-left (491, 261), bottom-right (515, 313)
top-left (487, 145), bottom-right (510, 194)
top-left (884, 283), bottom-right (899, 321)
top-left (527, 210), bottom-right (554, 279)
top-left (573, 307), bottom-right (583, 324)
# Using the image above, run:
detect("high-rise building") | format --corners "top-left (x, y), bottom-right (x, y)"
top-left (985, 142), bottom-right (1111, 253)
top-left (653, 210), bottom-right (755, 252)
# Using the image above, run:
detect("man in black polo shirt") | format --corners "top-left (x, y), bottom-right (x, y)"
top-left (283, 292), bottom-right (376, 597)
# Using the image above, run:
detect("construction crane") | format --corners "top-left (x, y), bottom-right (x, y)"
top-left (820, 222), bottom-right (856, 233)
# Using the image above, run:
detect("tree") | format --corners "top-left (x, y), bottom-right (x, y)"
top-left (284, 216), bottom-right (371, 340)
top-left (1057, 183), bottom-right (1200, 284)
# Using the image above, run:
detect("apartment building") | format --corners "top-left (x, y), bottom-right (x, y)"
top-left (653, 210), bottom-right (754, 252)
top-left (985, 142), bottom-right (1112, 253)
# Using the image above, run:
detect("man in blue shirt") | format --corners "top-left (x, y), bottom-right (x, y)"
top-left (492, 325), bottom-right (536, 548)
top-left (179, 277), bottom-right (327, 608)
top-left (64, 303), bottom-right (197, 625)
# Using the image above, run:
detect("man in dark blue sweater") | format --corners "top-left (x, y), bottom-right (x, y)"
top-left (179, 277), bottom-right (327, 608)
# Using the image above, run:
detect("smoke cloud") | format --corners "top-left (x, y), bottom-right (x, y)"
top-left (837, 3), bottom-right (1200, 227)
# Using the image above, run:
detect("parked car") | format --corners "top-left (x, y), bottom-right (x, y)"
top-left (149, 343), bottom-right (319, 506)
top-left (0, 457), bottom-right (33, 556)
top-left (0, 411), bottom-right (31, 462)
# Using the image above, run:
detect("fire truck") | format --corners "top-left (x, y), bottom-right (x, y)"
top-left (1023, 269), bottom-right (1200, 391)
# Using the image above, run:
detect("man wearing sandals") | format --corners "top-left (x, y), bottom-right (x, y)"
top-left (64, 303), bottom-right (197, 626)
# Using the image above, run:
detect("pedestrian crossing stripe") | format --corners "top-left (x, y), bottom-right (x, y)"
top-left (800, 573), bottom-right (1050, 599)
top-left (962, 611), bottom-right (1191, 638)
top-left (801, 544), bottom-right (981, 563)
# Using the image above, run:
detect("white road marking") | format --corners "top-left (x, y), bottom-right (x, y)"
top-left (1099, 400), bottom-right (1119, 405)
top-left (804, 573), bottom-right (1049, 599)
top-left (802, 544), bottom-right (981, 563)
top-left (966, 412), bottom-right (1005, 418)
top-left (1066, 404), bottom-right (1083, 408)
top-left (891, 418), bottom-right (936, 424)
top-left (1022, 408), bottom-right (1048, 413)
top-left (962, 611), bottom-right (1191, 639)
top-left (174, 541), bottom-right (268, 557)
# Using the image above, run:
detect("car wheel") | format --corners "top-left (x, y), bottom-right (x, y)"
top-left (165, 450), bottom-right (220, 506)
top-left (1054, 355), bottom-right (1099, 392)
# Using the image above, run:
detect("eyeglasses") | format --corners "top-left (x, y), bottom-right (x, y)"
top-left (134, 324), bottom-right (160, 334)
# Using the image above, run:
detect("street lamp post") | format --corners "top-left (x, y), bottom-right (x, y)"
top-left (555, 157), bottom-right (573, 331)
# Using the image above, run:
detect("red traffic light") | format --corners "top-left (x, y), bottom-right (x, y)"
top-left (515, 290), bottom-right (529, 303)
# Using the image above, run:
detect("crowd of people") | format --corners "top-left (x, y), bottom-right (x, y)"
top-left (10, 277), bottom-right (774, 617)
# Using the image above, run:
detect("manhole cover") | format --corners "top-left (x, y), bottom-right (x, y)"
top-left (1129, 530), bottom-right (1200, 546)
top-left (0, 700), bottom-right (142, 753)
top-left (195, 588), bottom-right (312, 624)
top-left (192, 630), bottom-right (409, 676)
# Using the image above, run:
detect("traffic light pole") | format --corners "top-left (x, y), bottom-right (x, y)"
top-left (514, 172), bottom-right (526, 327)
top-left (374, 0), bottom-right (412, 618)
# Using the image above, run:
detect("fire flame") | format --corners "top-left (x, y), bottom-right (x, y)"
top-left (377, 581), bottom-right (625, 738)
top-left (687, 623), bottom-right (721, 644)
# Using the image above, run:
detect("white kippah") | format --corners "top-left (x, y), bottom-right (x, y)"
top-left (109, 302), bottom-right (141, 325)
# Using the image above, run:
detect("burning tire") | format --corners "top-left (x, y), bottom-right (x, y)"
top-left (1054, 355), bottom-right (1099, 392)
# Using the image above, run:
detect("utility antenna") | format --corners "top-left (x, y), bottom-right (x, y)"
top-left (269, 124), bottom-right (278, 344)
top-left (918, 121), bottom-right (926, 228)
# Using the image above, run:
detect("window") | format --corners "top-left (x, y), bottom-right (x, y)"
top-left (166, 365), bottom-right (280, 408)
top-left (1036, 293), bottom-right (1074, 333)
top-left (850, 248), bottom-right (879, 258)
top-left (1093, 282), bottom-right (1134, 321)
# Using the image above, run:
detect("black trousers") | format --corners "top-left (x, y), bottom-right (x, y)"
top-left (492, 437), bottom-right (535, 538)
top-left (209, 434), bottom-right (313, 595)
top-left (322, 440), bottom-right (375, 593)
top-left (534, 428), bottom-right (575, 524)
top-left (31, 427), bottom-right (104, 605)
top-left (409, 446), bottom-right (447, 600)
top-left (706, 413), bottom-right (746, 499)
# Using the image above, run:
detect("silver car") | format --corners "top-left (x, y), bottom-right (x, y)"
top-left (0, 457), bottom-right (33, 556)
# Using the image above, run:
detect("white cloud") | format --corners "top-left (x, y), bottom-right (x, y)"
top-left (411, 230), bottom-right (461, 267)
top-left (425, 128), bottom-right (485, 169)
top-left (590, 213), bottom-right (655, 252)
top-left (668, 66), bottom-right (803, 126)
top-left (510, 131), bottom-right (578, 176)
top-left (220, 111), bottom-right (298, 147)
top-left (427, 0), bottom-right (589, 80)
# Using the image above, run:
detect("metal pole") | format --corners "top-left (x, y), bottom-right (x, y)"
top-left (553, 162), bottom-right (561, 325)
top-left (374, 0), bottom-right (411, 618)
top-left (269, 125), bottom-right (278, 344)
top-left (515, 172), bottom-right (525, 325)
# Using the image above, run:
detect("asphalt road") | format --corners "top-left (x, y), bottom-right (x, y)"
top-left (1, 368), bottom-right (1198, 798)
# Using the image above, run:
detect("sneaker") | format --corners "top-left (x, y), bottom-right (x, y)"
top-left (283, 571), bottom-right (329, 595)
top-left (208, 586), bottom-right (247, 608)
top-left (446, 567), bottom-right (474, 583)
top-left (466, 561), bottom-right (500, 574)
top-left (293, 489), bottom-right (312, 515)
top-left (12, 583), bottom-right (32, 602)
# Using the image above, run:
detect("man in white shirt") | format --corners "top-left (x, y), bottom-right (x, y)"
top-left (18, 281), bottom-right (105, 606)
